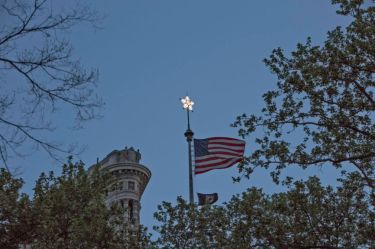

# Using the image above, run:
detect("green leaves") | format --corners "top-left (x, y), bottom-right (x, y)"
top-left (153, 197), bottom-right (228, 249)
top-left (0, 169), bottom-right (32, 249)
top-left (153, 177), bottom-right (374, 248)
top-left (233, 0), bottom-right (375, 187)
top-left (0, 162), bottom-right (154, 249)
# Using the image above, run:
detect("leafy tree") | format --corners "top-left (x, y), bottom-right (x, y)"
top-left (153, 197), bottom-right (225, 249)
top-left (32, 160), bottom-right (124, 249)
top-left (0, 0), bottom-right (103, 170)
top-left (231, 0), bottom-right (375, 188)
top-left (153, 175), bottom-right (374, 249)
top-left (0, 160), bottom-right (154, 249)
top-left (0, 169), bottom-right (32, 249)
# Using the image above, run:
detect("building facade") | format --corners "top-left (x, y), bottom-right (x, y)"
top-left (93, 147), bottom-right (151, 228)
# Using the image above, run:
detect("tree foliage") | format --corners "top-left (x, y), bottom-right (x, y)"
top-left (0, 0), bottom-right (103, 169)
top-left (0, 168), bottom-right (31, 249)
top-left (153, 175), bottom-right (374, 249)
top-left (0, 160), bottom-right (154, 249)
top-left (232, 0), bottom-right (375, 188)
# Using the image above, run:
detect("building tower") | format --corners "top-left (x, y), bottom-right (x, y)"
top-left (95, 147), bottom-right (151, 228)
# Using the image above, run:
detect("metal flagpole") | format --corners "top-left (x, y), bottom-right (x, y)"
top-left (181, 96), bottom-right (194, 204)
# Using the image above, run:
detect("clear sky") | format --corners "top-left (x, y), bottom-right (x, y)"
top-left (9, 1), bottom-right (351, 232)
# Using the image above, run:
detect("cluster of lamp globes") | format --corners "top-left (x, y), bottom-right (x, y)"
top-left (181, 96), bottom-right (194, 111)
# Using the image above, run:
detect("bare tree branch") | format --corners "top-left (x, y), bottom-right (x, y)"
top-left (0, 0), bottom-right (103, 171)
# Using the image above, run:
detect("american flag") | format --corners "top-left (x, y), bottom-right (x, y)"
top-left (194, 137), bottom-right (245, 175)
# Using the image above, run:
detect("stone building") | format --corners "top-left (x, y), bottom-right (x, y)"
top-left (91, 147), bottom-right (151, 228)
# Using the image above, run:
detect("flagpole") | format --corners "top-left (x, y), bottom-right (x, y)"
top-left (181, 96), bottom-right (194, 204)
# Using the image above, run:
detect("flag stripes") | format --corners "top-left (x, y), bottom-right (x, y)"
top-left (194, 137), bottom-right (245, 175)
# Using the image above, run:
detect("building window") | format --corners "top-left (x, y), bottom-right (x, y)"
top-left (128, 200), bottom-right (134, 223)
top-left (128, 200), bottom-right (134, 221)
top-left (128, 181), bottom-right (135, 190)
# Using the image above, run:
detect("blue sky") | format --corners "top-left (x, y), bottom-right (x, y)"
top-left (9, 1), bottom-right (351, 231)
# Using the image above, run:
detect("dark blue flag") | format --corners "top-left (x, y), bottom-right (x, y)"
top-left (197, 193), bottom-right (218, 205)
